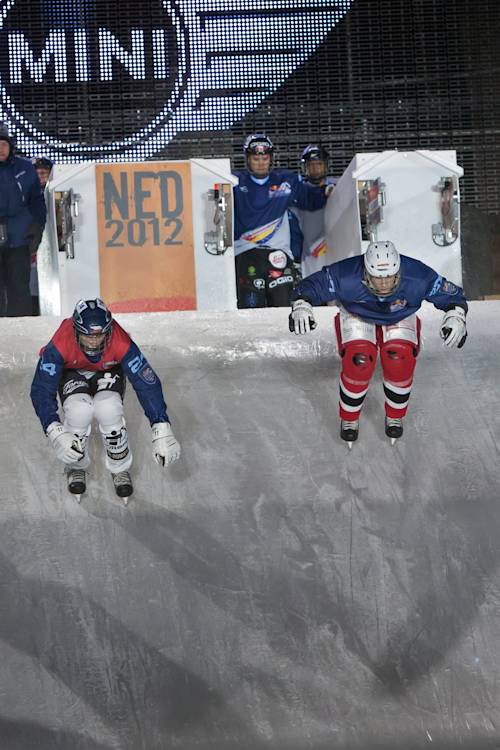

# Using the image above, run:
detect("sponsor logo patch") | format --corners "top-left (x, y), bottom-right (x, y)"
top-left (268, 182), bottom-right (291, 197)
top-left (269, 274), bottom-right (293, 289)
top-left (97, 373), bottom-right (121, 390)
top-left (253, 278), bottom-right (265, 289)
top-left (268, 250), bottom-right (287, 269)
top-left (108, 449), bottom-right (130, 461)
top-left (441, 280), bottom-right (458, 295)
top-left (389, 298), bottom-right (408, 312)
top-left (139, 366), bottom-right (157, 384)
top-left (62, 379), bottom-right (86, 395)
top-left (269, 269), bottom-right (282, 279)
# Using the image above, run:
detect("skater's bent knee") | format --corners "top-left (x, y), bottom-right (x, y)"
top-left (343, 341), bottom-right (377, 379)
top-left (63, 393), bottom-right (94, 429)
top-left (380, 341), bottom-right (416, 380)
top-left (93, 390), bottom-right (124, 428)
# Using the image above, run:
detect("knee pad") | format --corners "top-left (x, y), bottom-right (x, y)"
top-left (93, 390), bottom-right (124, 430)
top-left (93, 391), bottom-right (132, 471)
top-left (62, 393), bottom-right (93, 434)
top-left (342, 340), bottom-right (377, 383)
top-left (380, 340), bottom-right (416, 384)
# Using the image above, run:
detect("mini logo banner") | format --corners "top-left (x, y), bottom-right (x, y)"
top-left (0, 1), bottom-right (353, 160)
top-left (96, 162), bottom-right (196, 312)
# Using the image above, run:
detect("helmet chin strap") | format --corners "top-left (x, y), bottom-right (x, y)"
top-left (76, 331), bottom-right (110, 358)
top-left (306, 175), bottom-right (324, 186)
top-left (364, 271), bottom-right (401, 297)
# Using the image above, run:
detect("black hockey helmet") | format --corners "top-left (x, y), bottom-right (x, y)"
top-left (72, 298), bottom-right (113, 357)
top-left (243, 133), bottom-right (274, 156)
top-left (300, 144), bottom-right (329, 185)
top-left (301, 144), bottom-right (329, 166)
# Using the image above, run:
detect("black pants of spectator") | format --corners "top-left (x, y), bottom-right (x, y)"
top-left (236, 247), bottom-right (295, 308)
top-left (0, 245), bottom-right (31, 316)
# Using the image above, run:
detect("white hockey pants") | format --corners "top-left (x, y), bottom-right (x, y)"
top-left (62, 391), bottom-right (133, 473)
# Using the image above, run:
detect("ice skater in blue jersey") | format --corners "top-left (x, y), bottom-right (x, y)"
top-left (233, 133), bottom-right (331, 308)
top-left (31, 299), bottom-right (181, 502)
top-left (288, 241), bottom-right (468, 445)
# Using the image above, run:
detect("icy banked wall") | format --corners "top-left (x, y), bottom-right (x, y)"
top-left (0, 304), bottom-right (499, 750)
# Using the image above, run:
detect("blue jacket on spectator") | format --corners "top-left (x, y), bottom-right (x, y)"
top-left (0, 151), bottom-right (46, 248)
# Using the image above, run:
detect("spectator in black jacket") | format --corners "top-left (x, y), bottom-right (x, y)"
top-left (0, 124), bottom-right (46, 316)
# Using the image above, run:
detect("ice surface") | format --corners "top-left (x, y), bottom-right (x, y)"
top-left (0, 303), bottom-right (499, 750)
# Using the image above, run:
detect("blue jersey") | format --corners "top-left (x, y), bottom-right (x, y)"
top-left (292, 175), bottom-right (338, 278)
top-left (291, 254), bottom-right (468, 325)
top-left (288, 209), bottom-right (303, 263)
top-left (233, 169), bottom-right (326, 259)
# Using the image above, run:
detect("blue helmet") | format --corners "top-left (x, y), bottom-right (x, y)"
top-left (72, 298), bottom-right (112, 357)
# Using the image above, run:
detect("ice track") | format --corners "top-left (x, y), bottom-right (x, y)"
top-left (1, 303), bottom-right (500, 750)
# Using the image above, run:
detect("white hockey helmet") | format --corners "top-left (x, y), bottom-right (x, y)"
top-left (364, 241), bottom-right (400, 278)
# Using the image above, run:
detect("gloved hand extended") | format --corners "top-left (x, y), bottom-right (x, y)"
top-left (47, 422), bottom-right (84, 464)
top-left (151, 422), bottom-right (181, 466)
top-left (440, 307), bottom-right (467, 348)
top-left (289, 299), bottom-right (317, 335)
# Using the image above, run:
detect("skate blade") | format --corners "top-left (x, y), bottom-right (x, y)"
top-left (347, 441), bottom-right (353, 450)
top-left (122, 496), bottom-right (130, 507)
top-left (390, 437), bottom-right (397, 446)
top-left (74, 493), bottom-right (82, 503)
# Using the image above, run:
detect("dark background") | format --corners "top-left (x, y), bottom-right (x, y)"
top-left (2, 0), bottom-right (499, 296)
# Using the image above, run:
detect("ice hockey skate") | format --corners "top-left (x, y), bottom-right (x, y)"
top-left (112, 471), bottom-right (134, 505)
top-left (66, 468), bottom-right (86, 502)
top-left (385, 416), bottom-right (403, 445)
top-left (340, 419), bottom-right (359, 449)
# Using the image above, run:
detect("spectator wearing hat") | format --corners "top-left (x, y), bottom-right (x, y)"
top-left (0, 124), bottom-right (46, 317)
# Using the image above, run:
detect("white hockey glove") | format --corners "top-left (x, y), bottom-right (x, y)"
top-left (152, 422), bottom-right (181, 466)
top-left (47, 422), bottom-right (84, 465)
top-left (440, 307), bottom-right (467, 348)
top-left (289, 299), bottom-right (317, 335)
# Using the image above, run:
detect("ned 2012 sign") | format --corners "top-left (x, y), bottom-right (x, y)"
top-left (0, 0), bottom-right (352, 161)
top-left (96, 162), bottom-right (196, 312)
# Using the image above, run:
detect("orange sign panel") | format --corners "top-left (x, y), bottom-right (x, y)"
top-left (96, 162), bottom-right (196, 312)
